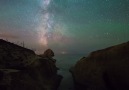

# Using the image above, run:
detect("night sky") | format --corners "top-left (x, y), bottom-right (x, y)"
top-left (0, 0), bottom-right (129, 54)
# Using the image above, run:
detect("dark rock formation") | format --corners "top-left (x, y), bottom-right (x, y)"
top-left (71, 41), bottom-right (129, 90)
top-left (0, 39), bottom-right (62, 90)
top-left (43, 49), bottom-right (55, 58)
top-left (39, 49), bottom-right (56, 63)
top-left (0, 39), bottom-right (35, 69)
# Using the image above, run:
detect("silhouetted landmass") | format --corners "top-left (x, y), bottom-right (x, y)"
top-left (0, 39), bottom-right (62, 90)
top-left (71, 41), bottom-right (129, 90)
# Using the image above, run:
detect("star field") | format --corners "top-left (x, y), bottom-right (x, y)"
top-left (0, 0), bottom-right (129, 54)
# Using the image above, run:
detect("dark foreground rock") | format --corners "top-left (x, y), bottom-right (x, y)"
top-left (71, 41), bottom-right (129, 90)
top-left (0, 39), bottom-right (62, 90)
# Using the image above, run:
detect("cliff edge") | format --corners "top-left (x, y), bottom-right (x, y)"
top-left (0, 39), bottom-right (62, 90)
top-left (71, 41), bottom-right (129, 90)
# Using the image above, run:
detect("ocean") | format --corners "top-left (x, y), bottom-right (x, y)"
top-left (55, 54), bottom-right (86, 90)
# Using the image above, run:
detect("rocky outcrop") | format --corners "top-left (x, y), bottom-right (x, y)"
top-left (71, 41), bottom-right (129, 90)
top-left (0, 39), bottom-right (36, 69)
top-left (0, 39), bottom-right (62, 90)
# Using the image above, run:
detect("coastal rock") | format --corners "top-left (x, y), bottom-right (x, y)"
top-left (43, 49), bottom-right (55, 58)
top-left (0, 39), bottom-right (62, 90)
top-left (71, 41), bottom-right (129, 90)
top-left (39, 49), bottom-right (56, 63)
top-left (0, 39), bottom-right (36, 69)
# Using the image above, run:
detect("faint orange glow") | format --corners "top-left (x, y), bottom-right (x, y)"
top-left (39, 37), bottom-right (48, 46)
top-left (37, 26), bottom-right (48, 47)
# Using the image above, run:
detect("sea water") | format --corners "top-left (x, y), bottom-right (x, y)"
top-left (55, 54), bottom-right (86, 90)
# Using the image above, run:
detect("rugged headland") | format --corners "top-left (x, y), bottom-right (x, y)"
top-left (0, 39), bottom-right (62, 90)
top-left (71, 41), bottom-right (129, 90)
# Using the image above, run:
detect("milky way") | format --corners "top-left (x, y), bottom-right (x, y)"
top-left (37, 0), bottom-right (52, 46)
top-left (36, 0), bottom-right (71, 52)
top-left (0, 0), bottom-right (129, 54)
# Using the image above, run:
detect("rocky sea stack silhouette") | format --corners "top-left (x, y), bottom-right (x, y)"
top-left (71, 41), bottom-right (129, 90)
top-left (0, 39), bottom-right (62, 90)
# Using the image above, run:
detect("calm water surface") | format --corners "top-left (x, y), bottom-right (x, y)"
top-left (55, 54), bottom-right (86, 90)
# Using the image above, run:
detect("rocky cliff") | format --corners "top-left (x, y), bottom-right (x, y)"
top-left (71, 41), bottom-right (129, 90)
top-left (0, 39), bottom-right (62, 90)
